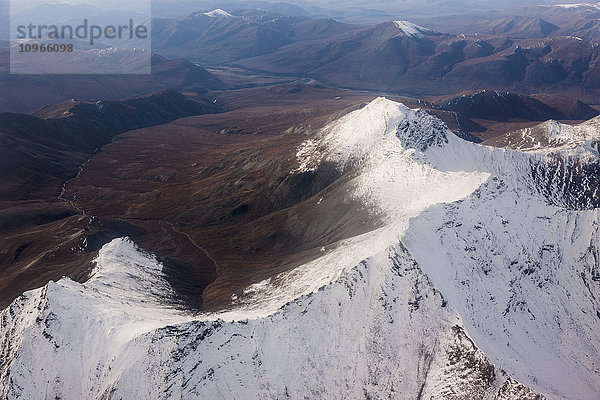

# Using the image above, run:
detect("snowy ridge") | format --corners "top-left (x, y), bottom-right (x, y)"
top-left (498, 118), bottom-right (600, 153)
top-left (3, 97), bottom-right (600, 398)
top-left (203, 9), bottom-right (235, 18)
top-left (289, 97), bottom-right (600, 398)
top-left (393, 20), bottom-right (434, 38)
top-left (0, 238), bottom-right (193, 399)
top-left (0, 240), bottom-right (540, 399)
top-left (547, 2), bottom-right (600, 11)
top-left (486, 118), bottom-right (600, 209)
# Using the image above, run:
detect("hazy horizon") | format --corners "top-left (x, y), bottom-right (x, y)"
top-left (3, 0), bottom-right (595, 18)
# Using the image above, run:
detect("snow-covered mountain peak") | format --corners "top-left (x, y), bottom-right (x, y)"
top-left (491, 118), bottom-right (600, 153)
top-left (393, 20), bottom-right (435, 38)
top-left (44, 238), bottom-right (188, 329)
top-left (297, 97), bottom-right (451, 172)
top-left (547, 2), bottom-right (600, 11)
top-left (203, 8), bottom-right (234, 18)
top-left (0, 238), bottom-right (201, 399)
top-left (87, 237), bottom-right (178, 310)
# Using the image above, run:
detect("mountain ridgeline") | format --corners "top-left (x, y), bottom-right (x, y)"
top-left (1, 97), bottom-right (599, 399)
top-left (150, 9), bottom-right (600, 102)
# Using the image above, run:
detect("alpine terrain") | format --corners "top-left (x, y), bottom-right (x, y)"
top-left (1, 97), bottom-right (599, 399)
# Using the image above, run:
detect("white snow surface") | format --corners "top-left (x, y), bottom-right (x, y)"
top-left (547, 2), bottom-right (600, 10)
top-left (203, 9), bottom-right (234, 18)
top-left (2, 97), bottom-right (600, 399)
top-left (0, 239), bottom-right (193, 399)
top-left (393, 20), bottom-right (434, 38)
top-left (503, 117), bottom-right (600, 153)
top-left (0, 239), bottom-right (533, 399)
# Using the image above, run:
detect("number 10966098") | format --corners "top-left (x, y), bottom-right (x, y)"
top-left (18, 43), bottom-right (74, 53)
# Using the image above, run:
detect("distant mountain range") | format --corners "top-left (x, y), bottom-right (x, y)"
top-left (233, 21), bottom-right (600, 102)
top-left (149, 7), bottom-right (600, 102)
top-left (147, 0), bottom-right (597, 21)
top-left (6, 2), bottom-right (600, 111)
top-left (151, 10), bottom-right (359, 63)
top-left (414, 3), bottom-right (600, 41)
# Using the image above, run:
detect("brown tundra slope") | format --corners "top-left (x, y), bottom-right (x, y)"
top-left (0, 83), bottom-right (376, 310)
top-left (0, 89), bottom-right (221, 309)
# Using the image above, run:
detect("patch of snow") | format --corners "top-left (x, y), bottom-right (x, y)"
top-left (242, 278), bottom-right (272, 296)
top-left (203, 8), bottom-right (234, 18)
top-left (393, 20), bottom-right (433, 38)
top-left (293, 138), bottom-right (319, 173)
top-left (504, 118), bottom-right (600, 155)
top-left (547, 2), bottom-right (600, 10)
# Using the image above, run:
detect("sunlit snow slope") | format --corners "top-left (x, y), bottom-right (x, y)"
top-left (2, 98), bottom-right (599, 399)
